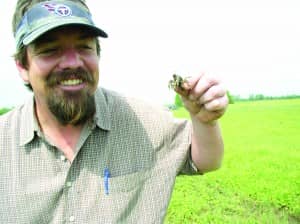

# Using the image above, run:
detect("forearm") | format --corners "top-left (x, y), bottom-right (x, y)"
top-left (190, 116), bottom-right (224, 173)
top-left (169, 73), bottom-right (227, 173)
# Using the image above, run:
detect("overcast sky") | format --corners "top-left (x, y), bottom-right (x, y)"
top-left (1, 0), bottom-right (300, 108)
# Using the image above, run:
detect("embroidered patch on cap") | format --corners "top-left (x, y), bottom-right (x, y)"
top-left (42, 3), bottom-right (72, 17)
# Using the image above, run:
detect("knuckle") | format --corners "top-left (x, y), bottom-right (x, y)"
top-left (205, 75), bottom-right (218, 86)
top-left (209, 86), bottom-right (219, 98)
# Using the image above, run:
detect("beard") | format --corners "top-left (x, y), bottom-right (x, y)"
top-left (45, 68), bottom-right (96, 126)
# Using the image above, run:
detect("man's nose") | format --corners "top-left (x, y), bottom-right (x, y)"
top-left (58, 48), bottom-right (84, 69)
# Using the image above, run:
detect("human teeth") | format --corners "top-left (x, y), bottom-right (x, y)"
top-left (60, 79), bottom-right (83, 86)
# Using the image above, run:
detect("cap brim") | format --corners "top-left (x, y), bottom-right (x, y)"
top-left (23, 18), bottom-right (108, 46)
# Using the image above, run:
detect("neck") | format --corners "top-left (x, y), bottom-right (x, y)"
top-left (34, 100), bottom-right (84, 162)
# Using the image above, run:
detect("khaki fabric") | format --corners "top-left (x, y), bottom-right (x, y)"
top-left (0, 88), bottom-right (198, 224)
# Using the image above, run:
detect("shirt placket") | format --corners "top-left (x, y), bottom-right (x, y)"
top-left (58, 125), bottom-right (95, 223)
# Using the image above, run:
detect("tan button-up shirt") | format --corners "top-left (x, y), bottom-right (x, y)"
top-left (0, 88), bottom-right (198, 224)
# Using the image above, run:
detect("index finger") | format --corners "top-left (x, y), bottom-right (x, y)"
top-left (187, 73), bottom-right (220, 101)
top-left (182, 74), bottom-right (203, 91)
top-left (174, 74), bottom-right (203, 98)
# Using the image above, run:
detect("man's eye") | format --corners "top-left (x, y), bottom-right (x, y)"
top-left (79, 45), bottom-right (93, 50)
top-left (39, 48), bottom-right (58, 54)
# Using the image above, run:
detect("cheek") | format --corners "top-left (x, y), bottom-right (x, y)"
top-left (28, 59), bottom-right (55, 80)
top-left (85, 56), bottom-right (100, 78)
top-left (27, 49), bottom-right (56, 77)
top-left (86, 54), bottom-right (99, 69)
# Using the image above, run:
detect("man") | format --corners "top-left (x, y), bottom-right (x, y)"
top-left (0, 0), bottom-right (228, 223)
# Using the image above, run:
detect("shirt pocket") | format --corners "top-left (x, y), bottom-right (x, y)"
top-left (87, 170), bottom-right (153, 223)
top-left (97, 170), bottom-right (151, 222)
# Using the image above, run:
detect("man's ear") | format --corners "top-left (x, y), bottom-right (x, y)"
top-left (15, 60), bottom-right (29, 83)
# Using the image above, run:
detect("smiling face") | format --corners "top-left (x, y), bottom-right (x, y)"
top-left (17, 25), bottom-right (100, 125)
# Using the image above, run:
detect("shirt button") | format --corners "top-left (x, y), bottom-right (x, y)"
top-left (66, 182), bottom-right (72, 188)
top-left (69, 216), bottom-right (75, 222)
top-left (60, 155), bottom-right (66, 161)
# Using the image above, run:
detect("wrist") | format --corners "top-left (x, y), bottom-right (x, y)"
top-left (190, 113), bottom-right (218, 127)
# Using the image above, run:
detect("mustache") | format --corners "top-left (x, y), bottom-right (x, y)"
top-left (46, 68), bottom-right (94, 86)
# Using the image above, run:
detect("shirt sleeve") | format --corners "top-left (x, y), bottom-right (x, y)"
top-left (166, 117), bottom-right (202, 176)
top-left (178, 147), bottom-right (203, 175)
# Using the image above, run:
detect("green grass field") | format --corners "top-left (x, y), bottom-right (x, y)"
top-left (165, 99), bottom-right (300, 224)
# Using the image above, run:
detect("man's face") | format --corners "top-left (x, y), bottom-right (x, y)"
top-left (24, 26), bottom-right (100, 125)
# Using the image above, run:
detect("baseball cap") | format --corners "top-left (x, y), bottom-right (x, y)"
top-left (15, 0), bottom-right (108, 50)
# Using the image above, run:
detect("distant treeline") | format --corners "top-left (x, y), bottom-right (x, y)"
top-left (166, 92), bottom-right (300, 110)
top-left (228, 92), bottom-right (300, 103)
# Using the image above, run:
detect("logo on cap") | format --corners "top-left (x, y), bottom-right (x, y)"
top-left (42, 3), bottom-right (72, 17)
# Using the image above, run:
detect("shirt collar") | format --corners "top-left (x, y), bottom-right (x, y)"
top-left (93, 88), bottom-right (111, 131)
top-left (19, 88), bottom-right (111, 146)
top-left (19, 96), bottom-right (39, 146)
